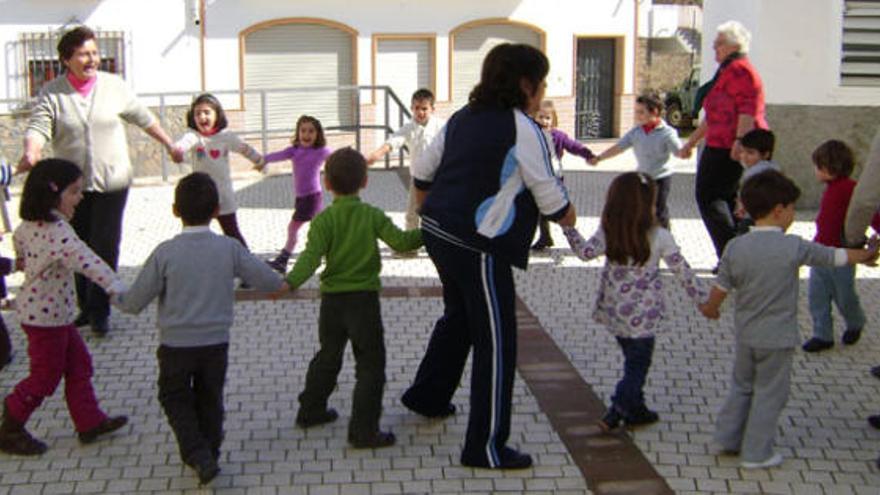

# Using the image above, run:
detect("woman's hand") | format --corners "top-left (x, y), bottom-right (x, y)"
top-left (729, 140), bottom-right (743, 161)
top-left (676, 145), bottom-right (693, 160)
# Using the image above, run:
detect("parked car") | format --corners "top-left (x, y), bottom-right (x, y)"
top-left (663, 65), bottom-right (700, 129)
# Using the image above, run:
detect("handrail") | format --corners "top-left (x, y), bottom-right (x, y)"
top-left (0, 84), bottom-right (415, 177)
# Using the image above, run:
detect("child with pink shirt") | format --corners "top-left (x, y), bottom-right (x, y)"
top-left (260, 115), bottom-right (332, 273)
top-left (0, 159), bottom-right (128, 456)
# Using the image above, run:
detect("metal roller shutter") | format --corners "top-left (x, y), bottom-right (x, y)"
top-left (243, 22), bottom-right (354, 132)
top-left (451, 23), bottom-right (542, 107)
top-left (376, 38), bottom-right (432, 104)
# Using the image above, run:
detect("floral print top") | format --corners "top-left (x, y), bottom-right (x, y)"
top-left (14, 217), bottom-right (123, 327)
top-left (564, 226), bottom-right (707, 338)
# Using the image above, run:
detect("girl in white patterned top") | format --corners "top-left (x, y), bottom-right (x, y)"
top-left (563, 172), bottom-right (707, 431)
top-left (0, 159), bottom-right (128, 456)
top-left (171, 94), bottom-right (264, 249)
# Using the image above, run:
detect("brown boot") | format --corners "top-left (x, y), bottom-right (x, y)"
top-left (0, 405), bottom-right (47, 456)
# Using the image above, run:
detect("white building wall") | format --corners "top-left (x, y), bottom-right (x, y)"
top-left (1, 0), bottom-right (637, 123)
top-left (0, 0), bottom-right (200, 101)
top-left (702, 0), bottom-right (880, 106)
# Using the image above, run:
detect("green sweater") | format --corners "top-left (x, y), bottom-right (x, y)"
top-left (286, 195), bottom-right (422, 293)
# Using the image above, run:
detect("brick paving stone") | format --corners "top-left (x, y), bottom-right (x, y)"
top-left (1, 169), bottom-right (879, 493)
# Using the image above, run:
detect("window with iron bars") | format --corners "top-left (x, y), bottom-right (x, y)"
top-left (20, 29), bottom-right (126, 97)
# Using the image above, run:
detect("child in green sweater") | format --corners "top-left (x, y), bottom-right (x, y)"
top-left (284, 147), bottom-right (422, 448)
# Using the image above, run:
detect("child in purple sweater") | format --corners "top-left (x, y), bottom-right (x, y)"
top-left (532, 100), bottom-right (595, 250)
top-left (260, 115), bottom-right (333, 273)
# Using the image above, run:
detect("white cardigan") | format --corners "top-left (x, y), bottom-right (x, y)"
top-left (26, 71), bottom-right (156, 192)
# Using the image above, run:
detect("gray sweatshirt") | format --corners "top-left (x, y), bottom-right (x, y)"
top-left (115, 226), bottom-right (283, 347)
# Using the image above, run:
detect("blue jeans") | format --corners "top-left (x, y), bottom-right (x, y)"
top-left (808, 265), bottom-right (866, 341)
top-left (611, 336), bottom-right (655, 415)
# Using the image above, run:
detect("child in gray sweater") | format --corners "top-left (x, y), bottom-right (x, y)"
top-left (114, 172), bottom-right (284, 485)
top-left (700, 170), bottom-right (878, 470)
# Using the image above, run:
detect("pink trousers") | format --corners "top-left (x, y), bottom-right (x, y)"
top-left (5, 324), bottom-right (106, 432)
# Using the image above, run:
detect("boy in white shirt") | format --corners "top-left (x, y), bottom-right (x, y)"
top-left (367, 88), bottom-right (445, 231)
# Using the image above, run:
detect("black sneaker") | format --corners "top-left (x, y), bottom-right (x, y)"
top-left (802, 338), bottom-right (834, 353)
top-left (625, 407), bottom-right (659, 427)
top-left (871, 365), bottom-right (880, 380)
top-left (78, 416), bottom-right (128, 444)
top-left (530, 238), bottom-right (553, 251)
top-left (74, 313), bottom-right (90, 327)
top-left (869, 415), bottom-right (880, 430)
top-left (461, 446), bottom-right (533, 469)
top-left (349, 430), bottom-right (396, 449)
top-left (598, 408), bottom-right (622, 432)
top-left (90, 316), bottom-right (110, 337)
top-left (295, 408), bottom-right (338, 428)
top-left (187, 449), bottom-right (220, 485)
top-left (842, 328), bottom-right (863, 345)
top-left (400, 394), bottom-right (456, 419)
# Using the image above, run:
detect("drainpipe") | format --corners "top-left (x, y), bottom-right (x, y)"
top-left (199, 0), bottom-right (206, 91)
top-left (634, 0), bottom-right (640, 94)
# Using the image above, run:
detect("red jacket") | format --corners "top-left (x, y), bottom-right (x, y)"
top-left (704, 57), bottom-right (768, 149)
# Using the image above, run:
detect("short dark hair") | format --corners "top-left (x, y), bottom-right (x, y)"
top-left (20, 159), bottom-right (83, 222)
top-left (636, 92), bottom-right (664, 114)
top-left (469, 43), bottom-right (549, 110)
top-left (292, 115), bottom-right (326, 148)
top-left (187, 93), bottom-right (228, 132)
top-left (411, 88), bottom-right (435, 106)
top-left (812, 139), bottom-right (855, 178)
top-left (325, 147), bottom-right (367, 195)
top-left (740, 170), bottom-right (801, 220)
top-left (57, 26), bottom-right (97, 63)
top-left (740, 128), bottom-right (775, 159)
top-left (174, 172), bottom-right (219, 225)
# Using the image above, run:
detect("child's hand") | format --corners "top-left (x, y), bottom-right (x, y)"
top-left (588, 156), bottom-right (599, 166)
top-left (734, 202), bottom-right (746, 220)
top-left (14, 258), bottom-right (24, 272)
top-left (170, 147), bottom-right (185, 164)
top-left (268, 283), bottom-right (291, 300)
top-left (676, 146), bottom-right (693, 160)
top-left (865, 235), bottom-right (880, 265)
top-left (253, 160), bottom-right (266, 173)
top-left (699, 302), bottom-right (720, 319)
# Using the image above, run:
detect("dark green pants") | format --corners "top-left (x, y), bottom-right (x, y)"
top-left (299, 291), bottom-right (386, 438)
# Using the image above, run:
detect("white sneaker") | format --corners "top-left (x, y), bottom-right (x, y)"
top-left (740, 452), bottom-right (783, 469)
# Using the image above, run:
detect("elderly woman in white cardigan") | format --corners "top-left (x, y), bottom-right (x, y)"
top-left (18, 26), bottom-right (176, 336)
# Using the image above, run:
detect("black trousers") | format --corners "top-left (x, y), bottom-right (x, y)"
top-left (157, 343), bottom-right (228, 464)
top-left (402, 231), bottom-right (517, 467)
top-left (655, 176), bottom-right (672, 230)
top-left (71, 189), bottom-right (129, 320)
top-left (695, 147), bottom-right (742, 258)
top-left (299, 291), bottom-right (386, 439)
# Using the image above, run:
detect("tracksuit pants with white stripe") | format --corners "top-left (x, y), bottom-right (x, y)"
top-left (402, 230), bottom-right (517, 467)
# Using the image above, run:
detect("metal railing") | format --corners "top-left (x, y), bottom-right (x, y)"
top-left (1, 84), bottom-right (413, 180)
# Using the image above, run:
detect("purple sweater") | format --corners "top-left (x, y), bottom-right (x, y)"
top-left (551, 128), bottom-right (594, 161)
top-left (264, 145), bottom-right (332, 197)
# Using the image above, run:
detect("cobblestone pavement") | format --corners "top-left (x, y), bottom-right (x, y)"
top-left (0, 165), bottom-right (877, 494)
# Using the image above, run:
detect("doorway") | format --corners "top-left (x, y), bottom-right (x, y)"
top-left (575, 38), bottom-right (617, 139)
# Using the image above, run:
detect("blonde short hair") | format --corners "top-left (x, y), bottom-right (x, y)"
top-left (716, 20), bottom-right (751, 53)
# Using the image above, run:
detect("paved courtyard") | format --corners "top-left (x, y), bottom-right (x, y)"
top-left (0, 161), bottom-right (878, 494)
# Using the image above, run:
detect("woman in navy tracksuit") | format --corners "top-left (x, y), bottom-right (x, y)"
top-left (401, 43), bottom-right (577, 469)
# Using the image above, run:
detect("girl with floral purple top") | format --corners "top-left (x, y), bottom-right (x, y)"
top-left (563, 172), bottom-right (706, 431)
top-left (532, 100), bottom-right (595, 250)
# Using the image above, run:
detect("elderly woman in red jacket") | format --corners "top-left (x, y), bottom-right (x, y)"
top-left (679, 20), bottom-right (768, 266)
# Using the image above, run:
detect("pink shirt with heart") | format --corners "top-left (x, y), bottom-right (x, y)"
top-left (174, 130), bottom-right (263, 215)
